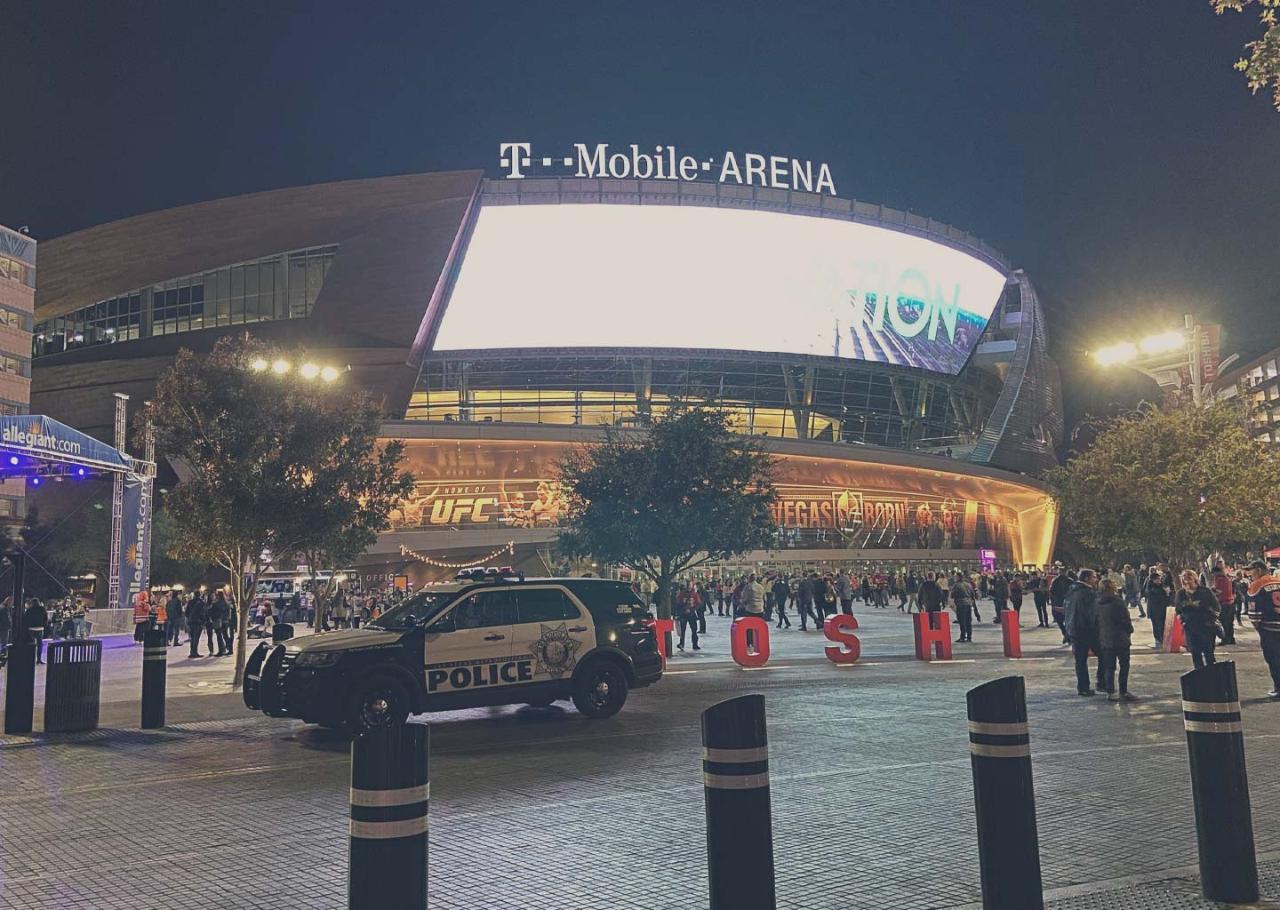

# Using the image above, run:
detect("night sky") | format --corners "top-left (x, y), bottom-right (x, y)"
top-left (2, 0), bottom-right (1278, 371)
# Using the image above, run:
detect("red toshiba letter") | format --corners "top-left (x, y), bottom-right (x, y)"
top-left (1164, 613), bottom-right (1186, 654)
top-left (1000, 610), bottom-right (1022, 658)
top-left (913, 611), bottom-right (953, 661)
top-left (731, 616), bottom-right (770, 668)
top-left (647, 618), bottom-right (675, 667)
top-left (823, 613), bottom-right (862, 665)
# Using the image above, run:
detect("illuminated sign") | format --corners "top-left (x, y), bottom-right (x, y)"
top-left (390, 480), bottom-right (566, 530)
top-left (435, 204), bottom-right (1004, 375)
top-left (498, 142), bottom-right (836, 195)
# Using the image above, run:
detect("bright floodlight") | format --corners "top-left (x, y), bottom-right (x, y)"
top-left (299, 362), bottom-right (320, 380)
top-left (320, 365), bottom-right (340, 382)
top-left (1138, 330), bottom-right (1184, 356)
top-left (1094, 342), bottom-right (1138, 366)
top-left (271, 358), bottom-right (291, 375)
top-left (249, 357), bottom-right (269, 372)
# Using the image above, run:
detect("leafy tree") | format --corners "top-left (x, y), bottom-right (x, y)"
top-left (1213, 0), bottom-right (1280, 109)
top-left (145, 335), bottom-right (414, 687)
top-left (557, 406), bottom-right (777, 618)
top-left (1046, 401), bottom-right (1280, 568)
top-left (19, 495), bottom-right (111, 603)
top-left (17, 496), bottom-right (206, 604)
top-left (149, 503), bottom-right (212, 588)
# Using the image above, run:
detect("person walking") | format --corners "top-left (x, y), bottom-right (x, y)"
top-left (24, 598), bottom-right (48, 665)
top-left (1009, 573), bottom-right (1024, 619)
top-left (919, 572), bottom-right (944, 614)
top-left (1097, 578), bottom-right (1137, 701)
top-left (906, 571), bottom-right (919, 612)
top-left (796, 573), bottom-right (819, 631)
top-left (186, 592), bottom-right (208, 657)
top-left (1144, 567), bottom-right (1173, 648)
top-left (1064, 569), bottom-right (1104, 696)
top-left (835, 570), bottom-right (854, 614)
top-left (1030, 571), bottom-right (1050, 627)
top-left (1175, 569), bottom-right (1220, 669)
top-left (772, 575), bottom-right (791, 629)
top-left (1245, 559), bottom-right (1280, 698)
top-left (950, 572), bottom-right (976, 642)
top-left (990, 571), bottom-right (1009, 623)
top-left (208, 590), bottom-right (229, 657)
top-left (1049, 567), bottom-right (1072, 644)
top-left (675, 585), bottom-right (700, 652)
top-left (165, 590), bottom-right (183, 647)
top-left (744, 574), bottom-right (765, 620)
top-left (1210, 563), bottom-right (1237, 645)
top-left (1123, 564), bottom-right (1144, 617)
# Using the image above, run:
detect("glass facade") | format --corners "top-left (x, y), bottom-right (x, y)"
top-left (409, 352), bottom-right (999, 449)
top-left (33, 244), bottom-right (337, 358)
top-left (0, 253), bottom-right (34, 288)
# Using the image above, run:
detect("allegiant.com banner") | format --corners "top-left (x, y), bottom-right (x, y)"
top-left (434, 204), bottom-right (1006, 376)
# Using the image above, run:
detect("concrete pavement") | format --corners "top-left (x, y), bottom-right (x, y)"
top-left (3, 604), bottom-right (1280, 908)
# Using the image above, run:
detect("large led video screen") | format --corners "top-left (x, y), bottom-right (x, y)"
top-left (433, 204), bottom-right (1006, 375)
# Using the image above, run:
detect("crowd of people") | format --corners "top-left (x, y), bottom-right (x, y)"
top-left (664, 560), bottom-right (1280, 700)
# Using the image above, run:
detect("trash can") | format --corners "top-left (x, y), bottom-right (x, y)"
top-left (44, 639), bottom-right (102, 733)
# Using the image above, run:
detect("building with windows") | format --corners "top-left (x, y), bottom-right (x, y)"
top-left (0, 224), bottom-right (36, 532)
top-left (30, 172), bottom-right (1061, 580)
top-left (1212, 348), bottom-right (1280, 442)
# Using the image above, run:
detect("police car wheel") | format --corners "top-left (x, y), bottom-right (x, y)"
top-left (571, 662), bottom-right (628, 718)
top-left (346, 676), bottom-right (411, 732)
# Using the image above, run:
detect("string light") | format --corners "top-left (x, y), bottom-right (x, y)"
top-left (399, 541), bottom-right (515, 570)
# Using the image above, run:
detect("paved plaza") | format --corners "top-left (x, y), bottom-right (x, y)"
top-left (3, 606), bottom-right (1280, 908)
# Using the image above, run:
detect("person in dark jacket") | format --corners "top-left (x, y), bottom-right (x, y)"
top-left (24, 599), bottom-right (48, 664)
top-left (990, 572), bottom-right (1010, 623)
top-left (772, 576), bottom-right (791, 629)
top-left (1097, 579), bottom-right (1137, 701)
top-left (1246, 559), bottom-right (1280, 698)
top-left (1144, 567), bottom-right (1173, 648)
top-left (1064, 569), bottom-right (1104, 696)
top-left (950, 574), bottom-right (976, 642)
top-left (918, 572), bottom-right (944, 613)
top-left (1049, 569), bottom-right (1073, 643)
top-left (209, 590), bottom-right (231, 656)
top-left (186, 593), bottom-right (208, 658)
top-left (1175, 569), bottom-right (1219, 669)
top-left (1210, 563), bottom-right (1237, 645)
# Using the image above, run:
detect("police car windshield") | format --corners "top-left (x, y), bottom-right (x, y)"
top-left (366, 592), bottom-right (454, 631)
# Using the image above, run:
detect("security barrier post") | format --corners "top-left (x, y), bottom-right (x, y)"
top-left (349, 723), bottom-right (430, 910)
top-left (1181, 661), bottom-right (1257, 904)
top-left (702, 694), bottom-right (775, 910)
top-left (967, 676), bottom-right (1043, 910)
top-left (141, 627), bottom-right (168, 729)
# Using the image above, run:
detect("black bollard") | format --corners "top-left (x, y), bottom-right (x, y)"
top-left (1181, 661), bottom-right (1258, 903)
top-left (141, 627), bottom-right (168, 729)
top-left (3, 551), bottom-right (34, 736)
top-left (349, 723), bottom-right (429, 910)
top-left (966, 676), bottom-right (1044, 910)
top-left (701, 694), bottom-right (776, 910)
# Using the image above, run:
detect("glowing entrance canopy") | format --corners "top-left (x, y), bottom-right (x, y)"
top-left (434, 204), bottom-right (1006, 375)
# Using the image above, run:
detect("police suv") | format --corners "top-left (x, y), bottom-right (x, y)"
top-left (243, 569), bottom-right (662, 731)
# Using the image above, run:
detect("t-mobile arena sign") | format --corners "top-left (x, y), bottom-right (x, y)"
top-left (498, 142), bottom-right (837, 195)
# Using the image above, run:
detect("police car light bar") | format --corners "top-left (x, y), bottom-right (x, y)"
top-left (454, 566), bottom-right (525, 583)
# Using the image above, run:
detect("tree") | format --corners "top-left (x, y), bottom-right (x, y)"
top-left (19, 495), bottom-right (111, 602)
top-left (1213, 0), bottom-right (1280, 109)
top-left (145, 335), bottom-right (414, 687)
top-left (1046, 401), bottom-right (1280, 568)
top-left (557, 406), bottom-right (777, 618)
